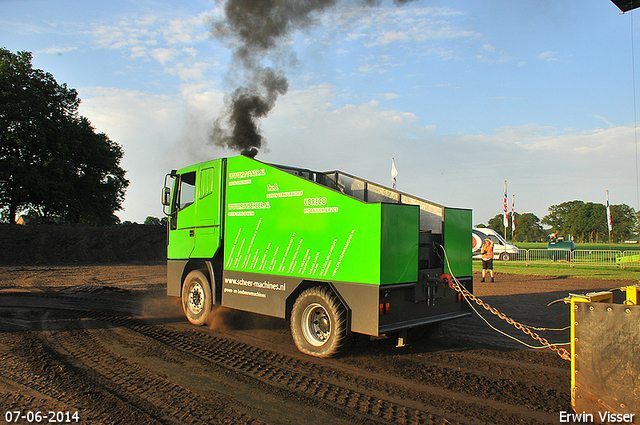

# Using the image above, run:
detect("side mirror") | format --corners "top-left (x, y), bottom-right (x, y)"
top-left (161, 187), bottom-right (171, 206)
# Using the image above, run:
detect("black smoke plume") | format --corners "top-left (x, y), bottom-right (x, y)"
top-left (209, 0), bottom-right (418, 154)
top-left (210, 0), bottom-right (339, 154)
top-left (211, 67), bottom-right (288, 153)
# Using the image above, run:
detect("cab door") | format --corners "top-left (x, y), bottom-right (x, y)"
top-left (191, 163), bottom-right (223, 258)
top-left (167, 170), bottom-right (197, 259)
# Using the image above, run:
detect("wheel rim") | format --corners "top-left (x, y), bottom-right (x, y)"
top-left (187, 282), bottom-right (205, 315)
top-left (301, 302), bottom-right (331, 347)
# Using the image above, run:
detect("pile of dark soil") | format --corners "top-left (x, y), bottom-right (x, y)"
top-left (0, 224), bottom-right (166, 265)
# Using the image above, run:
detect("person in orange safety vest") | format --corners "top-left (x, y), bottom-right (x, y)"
top-left (480, 238), bottom-right (494, 282)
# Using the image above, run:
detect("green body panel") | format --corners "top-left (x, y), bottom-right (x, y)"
top-left (380, 203), bottom-right (419, 284)
top-left (443, 207), bottom-right (472, 278)
top-left (223, 156), bottom-right (417, 285)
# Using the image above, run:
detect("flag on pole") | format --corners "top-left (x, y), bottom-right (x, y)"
top-left (503, 181), bottom-right (509, 228)
top-left (391, 158), bottom-right (398, 189)
top-left (606, 190), bottom-right (612, 232)
top-left (511, 195), bottom-right (515, 232)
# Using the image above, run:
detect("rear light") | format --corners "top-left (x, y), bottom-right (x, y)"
top-left (379, 303), bottom-right (390, 315)
top-left (457, 293), bottom-right (462, 303)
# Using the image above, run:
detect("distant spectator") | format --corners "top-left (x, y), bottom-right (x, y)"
top-left (481, 238), bottom-right (494, 283)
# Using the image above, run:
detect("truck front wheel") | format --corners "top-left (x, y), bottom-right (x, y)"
top-left (181, 270), bottom-right (212, 326)
top-left (291, 286), bottom-right (347, 358)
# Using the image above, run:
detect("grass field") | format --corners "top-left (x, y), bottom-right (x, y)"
top-left (472, 261), bottom-right (639, 281)
top-left (474, 242), bottom-right (639, 280)
top-left (514, 242), bottom-right (636, 251)
top-left (473, 240), bottom-right (640, 279)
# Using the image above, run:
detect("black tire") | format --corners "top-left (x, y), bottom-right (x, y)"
top-left (290, 286), bottom-right (347, 358)
top-left (500, 252), bottom-right (510, 261)
top-left (181, 269), bottom-right (212, 326)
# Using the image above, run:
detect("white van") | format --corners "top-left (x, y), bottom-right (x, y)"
top-left (472, 228), bottom-right (519, 261)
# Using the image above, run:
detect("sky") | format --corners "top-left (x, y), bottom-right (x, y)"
top-left (1, 0), bottom-right (639, 227)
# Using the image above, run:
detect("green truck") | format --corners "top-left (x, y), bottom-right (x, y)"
top-left (162, 154), bottom-right (472, 357)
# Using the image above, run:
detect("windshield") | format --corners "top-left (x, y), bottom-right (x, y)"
top-left (487, 235), bottom-right (504, 246)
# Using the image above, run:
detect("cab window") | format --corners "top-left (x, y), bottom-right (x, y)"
top-left (178, 171), bottom-right (196, 210)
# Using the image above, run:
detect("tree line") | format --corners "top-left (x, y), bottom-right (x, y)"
top-left (0, 48), bottom-right (128, 225)
top-left (479, 200), bottom-right (638, 243)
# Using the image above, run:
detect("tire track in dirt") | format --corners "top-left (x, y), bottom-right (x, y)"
top-left (201, 317), bottom-right (570, 424)
top-left (89, 310), bottom-right (567, 424)
top-left (85, 311), bottom-right (446, 425)
top-left (0, 330), bottom-right (159, 425)
top-left (344, 351), bottom-right (568, 414)
top-left (5, 302), bottom-right (385, 425)
top-left (39, 309), bottom-right (265, 425)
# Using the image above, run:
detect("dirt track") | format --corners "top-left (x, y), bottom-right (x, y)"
top-left (0, 265), bottom-right (635, 424)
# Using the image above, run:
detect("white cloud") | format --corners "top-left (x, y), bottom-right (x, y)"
top-left (77, 84), bottom-right (226, 222)
top-left (161, 15), bottom-right (210, 45)
top-left (370, 30), bottom-right (410, 46)
top-left (357, 54), bottom-right (398, 74)
top-left (170, 61), bottom-right (211, 81)
top-left (150, 47), bottom-right (179, 65)
top-left (324, 5), bottom-right (480, 51)
top-left (358, 63), bottom-right (388, 74)
top-left (129, 44), bottom-right (148, 59)
top-left (88, 11), bottom-right (214, 81)
top-left (36, 45), bottom-right (78, 55)
top-left (537, 51), bottom-right (558, 61)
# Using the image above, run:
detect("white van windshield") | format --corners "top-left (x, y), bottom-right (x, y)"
top-left (487, 235), bottom-right (504, 246)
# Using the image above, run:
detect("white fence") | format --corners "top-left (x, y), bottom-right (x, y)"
top-left (476, 250), bottom-right (640, 268)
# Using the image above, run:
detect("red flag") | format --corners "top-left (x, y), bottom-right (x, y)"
top-left (503, 181), bottom-right (508, 228)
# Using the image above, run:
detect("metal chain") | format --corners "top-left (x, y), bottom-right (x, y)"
top-left (447, 278), bottom-right (571, 361)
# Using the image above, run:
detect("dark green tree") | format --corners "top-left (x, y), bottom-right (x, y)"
top-left (570, 202), bottom-right (605, 242)
top-left (486, 213), bottom-right (506, 235)
top-left (542, 200), bottom-right (636, 243)
top-left (486, 213), bottom-right (516, 237)
top-left (0, 48), bottom-right (128, 225)
top-left (514, 212), bottom-right (545, 242)
top-left (541, 200), bottom-right (584, 236)
top-left (144, 216), bottom-right (168, 226)
top-left (485, 212), bottom-right (543, 242)
top-left (610, 203), bottom-right (637, 243)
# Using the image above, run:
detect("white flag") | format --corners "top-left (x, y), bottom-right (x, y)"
top-left (391, 158), bottom-right (398, 189)
top-left (503, 181), bottom-right (508, 228)
top-left (511, 195), bottom-right (515, 232)
top-left (606, 190), bottom-right (612, 232)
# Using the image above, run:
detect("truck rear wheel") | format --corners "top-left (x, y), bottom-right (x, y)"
top-left (181, 270), bottom-right (212, 326)
top-left (291, 286), bottom-right (347, 358)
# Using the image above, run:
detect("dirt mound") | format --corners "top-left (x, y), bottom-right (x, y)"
top-left (0, 224), bottom-right (166, 265)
